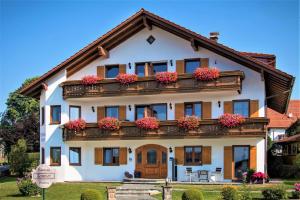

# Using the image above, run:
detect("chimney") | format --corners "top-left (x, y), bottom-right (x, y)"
top-left (210, 32), bottom-right (219, 42)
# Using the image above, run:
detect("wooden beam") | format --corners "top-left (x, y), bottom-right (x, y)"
top-left (143, 16), bottom-right (152, 30)
top-left (190, 38), bottom-right (198, 51)
top-left (261, 69), bottom-right (265, 81)
top-left (97, 46), bottom-right (109, 58)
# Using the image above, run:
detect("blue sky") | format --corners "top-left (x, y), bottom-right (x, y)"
top-left (0, 0), bottom-right (299, 112)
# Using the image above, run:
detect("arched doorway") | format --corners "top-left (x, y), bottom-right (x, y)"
top-left (135, 144), bottom-right (168, 179)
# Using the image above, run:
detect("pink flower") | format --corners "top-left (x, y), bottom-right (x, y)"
top-left (251, 172), bottom-right (267, 183)
top-left (65, 119), bottom-right (86, 131)
top-left (81, 75), bottom-right (101, 85)
top-left (155, 72), bottom-right (178, 84)
top-left (116, 73), bottom-right (138, 85)
top-left (193, 67), bottom-right (220, 81)
top-left (135, 117), bottom-right (159, 130)
top-left (218, 113), bottom-right (245, 128)
top-left (178, 116), bottom-right (199, 130)
top-left (295, 183), bottom-right (300, 192)
top-left (98, 117), bottom-right (120, 131)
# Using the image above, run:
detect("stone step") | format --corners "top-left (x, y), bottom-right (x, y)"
top-left (116, 195), bottom-right (156, 200)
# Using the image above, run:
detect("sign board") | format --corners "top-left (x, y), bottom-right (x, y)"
top-left (32, 164), bottom-right (56, 189)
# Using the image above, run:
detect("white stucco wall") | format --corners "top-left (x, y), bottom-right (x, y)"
top-left (268, 128), bottom-right (286, 141)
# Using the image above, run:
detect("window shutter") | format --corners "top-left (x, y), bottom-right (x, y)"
top-left (200, 58), bottom-right (209, 68)
top-left (250, 146), bottom-right (257, 170)
top-left (97, 66), bottom-right (105, 79)
top-left (119, 106), bottom-right (126, 121)
top-left (119, 64), bottom-right (126, 74)
top-left (176, 60), bottom-right (185, 74)
top-left (97, 106), bottom-right (105, 121)
top-left (175, 103), bottom-right (184, 120)
top-left (224, 101), bottom-right (233, 114)
top-left (250, 100), bottom-right (259, 118)
top-left (175, 147), bottom-right (184, 165)
top-left (95, 148), bottom-right (103, 165)
top-left (202, 102), bottom-right (212, 119)
top-left (119, 147), bottom-right (127, 165)
top-left (224, 146), bottom-right (233, 179)
top-left (202, 146), bottom-right (212, 164)
top-left (145, 62), bottom-right (153, 76)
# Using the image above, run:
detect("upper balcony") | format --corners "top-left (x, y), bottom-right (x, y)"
top-left (61, 70), bottom-right (244, 99)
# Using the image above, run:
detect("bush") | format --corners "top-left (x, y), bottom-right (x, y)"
top-left (220, 186), bottom-right (238, 200)
top-left (81, 189), bottom-right (103, 200)
top-left (244, 169), bottom-right (255, 183)
top-left (17, 178), bottom-right (41, 196)
top-left (261, 186), bottom-right (287, 200)
top-left (292, 183), bottom-right (300, 199)
top-left (182, 189), bottom-right (204, 200)
top-left (277, 164), bottom-right (300, 179)
top-left (239, 185), bottom-right (252, 200)
top-left (294, 154), bottom-right (300, 168)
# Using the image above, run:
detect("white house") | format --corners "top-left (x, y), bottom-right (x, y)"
top-left (20, 9), bottom-right (294, 182)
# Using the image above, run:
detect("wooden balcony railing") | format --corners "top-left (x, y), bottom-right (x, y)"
top-left (61, 71), bottom-right (244, 99)
top-left (62, 118), bottom-right (269, 141)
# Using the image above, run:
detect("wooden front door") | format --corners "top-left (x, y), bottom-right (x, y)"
top-left (135, 144), bottom-right (168, 179)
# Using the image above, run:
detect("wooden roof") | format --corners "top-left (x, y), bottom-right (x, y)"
top-left (19, 8), bottom-right (294, 114)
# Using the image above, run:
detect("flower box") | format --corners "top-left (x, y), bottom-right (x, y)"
top-left (218, 113), bottom-right (245, 128)
top-left (116, 73), bottom-right (138, 85)
top-left (135, 117), bottom-right (159, 130)
top-left (155, 72), bottom-right (178, 84)
top-left (81, 75), bottom-right (101, 85)
top-left (193, 67), bottom-right (220, 81)
top-left (178, 116), bottom-right (200, 131)
top-left (65, 119), bottom-right (86, 131)
top-left (98, 117), bottom-right (120, 131)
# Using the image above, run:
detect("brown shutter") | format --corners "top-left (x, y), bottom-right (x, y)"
top-left (224, 101), bottom-right (233, 114)
top-left (95, 148), bottom-right (103, 165)
top-left (119, 147), bottom-right (127, 165)
top-left (202, 146), bottom-right (212, 164)
top-left (175, 147), bottom-right (184, 165)
top-left (176, 60), bottom-right (185, 74)
top-left (119, 64), bottom-right (126, 74)
top-left (97, 66), bottom-right (105, 79)
top-left (250, 100), bottom-right (259, 118)
top-left (175, 103), bottom-right (184, 120)
top-left (200, 58), bottom-right (209, 68)
top-left (145, 62), bottom-right (153, 76)
top-left (119, 106), bottom-right (126, 121)
top-left (202, 102), bottom-right (212, 119)
top-left (224, 146), bottom-right (233, 179)
top-left (250, 146), bottom-right (257, 170)
top-left (97, 106), bottom-right (105, 121)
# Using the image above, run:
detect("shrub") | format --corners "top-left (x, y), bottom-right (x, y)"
top-left (116, 73), bottom-right (138, 85)
top-left (98, 117), bottom-right (120, 131)
top-left (218, 114), bottom-right (245, 128)
top-left (65, 119), bottom-right (86, 131)
top-left (155, 72), bottom-right (178, 84)
top-left (251, 172), bottom-right (267, 184)
top-left (294, 153), bottom-right (300, 168)
top-left (81, 75), bottom-right (101, 85)
top-left (261, 186), bottom-right (287, 200)
top-left (135, 117), bottom-right (159, 130)
top-left (277, 164), bottom-right (300, 179)
top-left (292, 183), bottom-right (300, 199)
top-left (80, 189), bottom-right (103, 200)
top-left (182, 189), bottom-right (204, 200)
top-left (178, 116), bottom-right (199, 131)
top-left (193, 67), bottom-right (220, 81)
top-left (243, 169), bottom-right (255, 183)
top-left (17, 178), bottom-right (41, 196)
top-left (220, 186), bottom-right (238, 200)
top-left (239, 185), bottom-right (252, 200)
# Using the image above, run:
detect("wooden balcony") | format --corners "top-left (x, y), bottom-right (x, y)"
top-left (61, 71), bottom-right (244, 99)
top-left (62, 118), bottom-right (269, 141)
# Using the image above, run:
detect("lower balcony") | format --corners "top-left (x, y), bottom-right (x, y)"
top-left (62, 118), bottom-right (269, 141)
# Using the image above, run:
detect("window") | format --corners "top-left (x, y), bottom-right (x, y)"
top-left (69, 147), bottom-right (81, 166)
top-left (103, 148), bottom-right (119, 165)
top-left (50, 147), bottom-right (61, 166)
top-left (105, 65), bottom-right (119, 78)
top-left (41, 107), bottom-right (45, 125)
top-left (233, 100), bottom-right (250, 117)
top-left (69, 106), bottom-right (81, 120)
top-left (185, 59), bottom-right (200, 73)
top-left (233, 146), bottom-right (249, 178)
top-left (147, 149), bottom-right (157, 164)
top-left (135, 104), bottom-right (167, 120)
top-left (105, 106), bottom-right (119, 118)
top-left (184, 102), bottom-right (202, 118)
top-left (136, 63), bottom-right (145, 77)
top-left (137, 152), bottom-right (142, 164)
top-left (184, 146), bottom-right (202, 165)
top-left (152, 62), bottom-right (167, 74)
top-left (162, 151), bottom-right (167, 164)
top-left (50, 105), bottom-right (61, 124)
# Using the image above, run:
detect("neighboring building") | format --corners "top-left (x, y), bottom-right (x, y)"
top-left (267, 100), bottom-right (300, 141)
top-left (20, 9), bottom-right (294, 182)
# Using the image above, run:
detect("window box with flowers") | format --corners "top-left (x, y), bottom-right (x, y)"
top-left (155, 72), bottom-right (178, 86)
top-left (218, 113), bottom-right (245, 128)
top-left (81, 75), bottom-right (102, 93)
top-left (98, 117), bottom-right (120, 131)
top-left (65, 119), bottom-right (86, 133)
top-left (116, 73), bottom-right (138, 86)
top-left (193, 67), bottom-right (220, 81)
top-left (177, 116), bottom-right (199, 131)
top-left (135, 117), bottom-right (159, 131)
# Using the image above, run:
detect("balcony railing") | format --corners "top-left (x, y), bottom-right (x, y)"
top-left (61, 71), bottom-right (244, 99)
top-left (62, 118), bottom-right (268, 141)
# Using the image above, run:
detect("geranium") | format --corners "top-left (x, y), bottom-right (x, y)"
top-left (218, 113), bottom-right (245, 128)
top-left (251, 172), bottom-right (267, 183)
top-left (135, 117), bottom-right (159, 130)
top-left (155, 72), bottom-right (178, 84)
top-left (295, 183), bottom-right (300, 192)
top-left (81, 75), bottom-right (101, 85)
top-left (65, 119), bottom-right (86, 131)
top-left (177, 116), bottom-right (199, 130)
top-left (193, 67), bottom-right (220, 81)
top-left (292, 183), bottom-right (300, 199)
top-left (116, 73), bottom-right (138, 85)
top-left (98, 117), bottom-right (120, 131)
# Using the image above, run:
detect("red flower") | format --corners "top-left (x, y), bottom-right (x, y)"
top-left (193, 67), bottom-right (220, 81)
top-left (178, 116), bottom-right (200, 130)
top-left (251, 172), bottom-right (267, 183)
top-left (295, 183), bottom-right (300, 192)
top-left (155, 72), bottom-right (178, 84)
top-left (116, 73), bottom-right (138, 85)
top-left (135, 117), bottom-right (159, 130)
top-left (65, 119), bottom-right (86, 131)
top-left (98, 117), bottom-right (120, 131)
top-left (218, 113), bottom-right (245, 128)
top-left (81, 75), bottom-right (101, 85)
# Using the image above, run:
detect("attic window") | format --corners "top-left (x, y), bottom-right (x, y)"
top-left (147, 35), bottom-right (155, 44)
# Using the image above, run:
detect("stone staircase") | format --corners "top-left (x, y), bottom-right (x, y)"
top-left (116, 183), bottom-right (161, 200)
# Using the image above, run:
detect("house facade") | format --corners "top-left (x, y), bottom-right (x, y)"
top-left (20, 9), bottom-right (294, 182)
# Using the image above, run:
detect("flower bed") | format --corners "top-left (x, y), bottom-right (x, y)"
top-left (155, 72), bottom-right (178, 84)
top-left (251, 172), bottom-right (267, 184)
top-left (135, 117), bottom-right (159, 130)
top-left (81, 75), bottom-right (101, 85)
top-left (193, 67), bottom-right (220, 81)
top-left (98, 117), bottom-right (120, 131)
top-left (177, 116), bottom-right (199, 131)
top-left (65, 119), bottom-right (86, 131)
top-left (292, 183), bottom-right (300, 199)
top-left (116, 73), bottom-right (138, 85)
top-left (218, 113), bottom-right (245, 128)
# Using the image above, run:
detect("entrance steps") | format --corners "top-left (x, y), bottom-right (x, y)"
top-left (123, 178), bottom-right (166, 184)
top-left (116, 184), bottom-right (160, 200)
